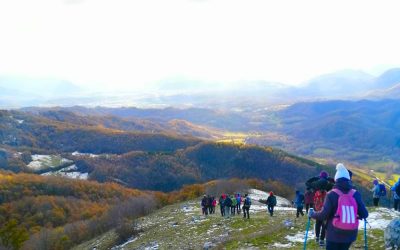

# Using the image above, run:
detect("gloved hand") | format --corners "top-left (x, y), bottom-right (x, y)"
top-left (308, 208), bottom-right (314, 218)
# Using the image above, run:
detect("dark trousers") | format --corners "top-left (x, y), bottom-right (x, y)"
top-left (296, 206), bottom-right (304, 217)
top-left (326, 241), bottom-right (352, 250)
top-left (373, 197), bottom-right (380, 206)
top-left (315, 220), bottom-right (326, 240)
top-left (231, 206), bottom-right (236, 215)
top-left (305, 203), bottom-right (314, 214)
top-left (394, 199), bottom-right (400, 211)
top-left (243, 206), bottom-right (250, 219)
top-left (208, 206), bottom-right (213, 214)
top-left (267, 205), bottom-right (274, 216)
top-left (220, 206), bottom-right (225, 216)
top-left (236, 203), bottom-right (241, 213)
top-left (202, 206), bottom-right (208, 215)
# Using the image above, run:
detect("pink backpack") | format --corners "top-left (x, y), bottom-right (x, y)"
top-left (331, 189), bottom-right (359, 231)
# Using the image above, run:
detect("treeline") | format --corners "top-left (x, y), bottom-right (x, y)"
top-left (0, 170), bottom-right (148, 249)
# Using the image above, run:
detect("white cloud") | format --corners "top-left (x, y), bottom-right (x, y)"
top-left (0, 0), bottom-right (400, 90)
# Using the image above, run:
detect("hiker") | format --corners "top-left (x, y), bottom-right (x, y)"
top-left (266, 191), bottom-right (277, 216)
top-left (201, 195), bottom-right (208, 215)
top-left (391, 177), bottom-right (400, 211)
top-left (306, 170), bottom-right (335, 193)
top-left (236, 193), bottom-right (242, 214)
top-left (231, 195), bottom-right (237, 215)
top-left (207, 195), bottom-right (213, 214)
top-left (314, 186), bottom-right (328, 246)
top-left (304, 188), bottom-right (314, 214)
top-left (219, 195), bottom-right (225, 216)
top-left (307, 171), bottom-right (333, 246)
top-left (371, 179), bottom-right (381, 207)
top-left (211, 197), bottom-right (217, 214)
top-left (224, 195), bottom-right (232, 217)
top-left (293, 190), bottom-right (305, 218)
top-left (243, 194), bottom-right (251, 219)
top-left (309, 163), bottom-right (368, 250)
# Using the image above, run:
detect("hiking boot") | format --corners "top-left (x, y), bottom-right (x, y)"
top-left (315, 237), bottom-right (319, 243)
top-left (319, 240), bottom-right (325, 247)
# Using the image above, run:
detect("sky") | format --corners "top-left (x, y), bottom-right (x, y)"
top-left (1, 0), bottom-right (400, 91)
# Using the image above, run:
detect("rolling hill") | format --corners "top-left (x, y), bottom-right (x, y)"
top-left (0, 110), bottom-right (200, 155)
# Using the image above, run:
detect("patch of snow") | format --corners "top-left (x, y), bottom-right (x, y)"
top-left (27, 154), bottom-right (73, 171)
top-left (286, 230), bottom-right (315, 243)
top-left (111, 237), bottom-right (138, 250)
top-left (41, 165), bottom-right (88, 180)
top-left (16, 119), bottom-right (24, 124)
top-left (248, 189), bottom-right (292, 207)
top-left (181, 205), bottom-right (196, 213)
top-left (27, 161), bottom-right (44, 171)
top-left (359, 207), bottom-right (400, 230)
top-left (72, 151), bottom-right (99, 158)
top-left (272, 242), bottom-right (292, 248)
top-left (32, 154), bottom-right (52, 161)
top-left (144, 242), bottom-right (159, 250)
top-left (61, 157), bottom-right (73, 164)
top-left (65, 172), bottom-right (89, 180)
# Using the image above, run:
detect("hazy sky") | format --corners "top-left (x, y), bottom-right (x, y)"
top-left (1, 0), bottom-right (400, 90)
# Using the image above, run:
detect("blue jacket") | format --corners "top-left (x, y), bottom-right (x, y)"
top-left (391, 178), bottom-right (400, 200)
top-left (294, 192), bottom-right (304, 208)
top-left (371, 184), bottom-right (380, 198)
top-left (311, 178), bottom-right (369, 243)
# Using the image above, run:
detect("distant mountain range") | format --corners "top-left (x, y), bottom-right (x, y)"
top-left (2, 68), bottom-right (400, 108)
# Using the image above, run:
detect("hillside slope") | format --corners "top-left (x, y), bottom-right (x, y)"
top-left (74, 189), bottom-right (396, 250)
top-left (0, 170), bottom-right (152, 250)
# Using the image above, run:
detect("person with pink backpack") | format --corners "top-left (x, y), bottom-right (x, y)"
top-left (308, 163), bottom-right (369, 250)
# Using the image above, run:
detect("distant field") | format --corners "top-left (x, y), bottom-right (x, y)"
top-left (216, 132), bottom-right (248, 144)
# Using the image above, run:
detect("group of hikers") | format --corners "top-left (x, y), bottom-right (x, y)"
top-left (370, 177), bottom-right (400, 210)
top-left (294, 163), bottom-right (400, 250)
top-left (201, 193), bottom-right (252, 219)
top-left (200, 163), bottom-right (400, 250)
top-left (289, 164), bottom-right (368, 249)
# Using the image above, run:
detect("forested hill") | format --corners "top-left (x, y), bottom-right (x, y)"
top-left (0, 110), bottom-right (200, 154)
top-left (77, 142), bottom-right (328, 191)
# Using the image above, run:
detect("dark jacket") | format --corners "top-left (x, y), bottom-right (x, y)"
top-left (225, 197), bottom-right (232, 207)
top-left (306, 176), bottom-right (335, 191)
top-left (201, 197), bottom-right (207, 207)
top-left (219, 197), bottom-right (225, 207)
top-left (267, 195), bottom-right (277, 206)
top-left (207, 196), bottom-right (213, 206)
top-left (311, 178), bottom-right (369, 243)
top-left (304, 190), bottom-right (315, 204)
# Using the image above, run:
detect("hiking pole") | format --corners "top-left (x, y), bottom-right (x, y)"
top-left (303, 208), bottom-right (312, 250)
top-left (364, 219), bottom-right (368, 250)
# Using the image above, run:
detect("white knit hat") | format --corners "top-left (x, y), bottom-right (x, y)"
top-left (335, 163), bottom-right (350, 181)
